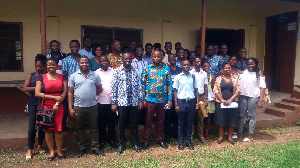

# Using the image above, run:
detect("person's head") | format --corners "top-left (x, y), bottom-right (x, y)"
top-left (164, 42), bottom-right (172, 53)
top-left (83, 36), bottom-right (92, 48)
top-left (214, 45), bottom-right (219, 55)
top-left (35, 54), bottom-right (47, 73)
top-left (220, 43), bottom-right (228, 56)
top-left (69, 40), bottom-right (80, 55)
top-left (193, 57), bottom-right (202, 69)
top-left (184, 49), bottom-right (190, 60)
top-left (175, 42), bottom-right (181, 52)
top-left (50, 40), bottom-right (60, 53)
top-left (181, 60), bottom-right (190, 73)
top-left (129, 40), bottom-right (136, 51)
top-left (92, 45), bottom-right (103, 57)
top-left (168, 53), bottom-right (176, 65)
top-left (99, 55), bottom-right (109, 70)
top-left (46, 57), bottom-right (58, 73)
top-left (190, 51), bottom-right (196, 63)
top-left (222, 63), bottom-right (231, 75)
top-left (122, 52), bottom-right (132, 69)
top-left (145, 43), bottom-right (153, 55)
top-left (153, 43), bottom-right (161, 50)
top-left (121, 46), bottom-right (129, 53)
top-left (158, 49), bottom-right (165, 58)
top-left (206, 44), bottom-right (214, 57)
top-left (195, 46), bottom-right (201, 56)
top-left (136, 46), bottom-right (144, 57)
top-left (178, 48), bottom-right (186, 60)
top-left (246, 57), bottom-right (260, 78)
top-left (229, 55), bottom-right (238, 68)
top-left (238, 48), bottom-right (247, 59)
top-left (201, 59), bottom-right (210, 72)
top-left (78, 56), bottom-right (90, 72)
top-left (152, 50), bottom-right (163, 65)
top-left (111, 39), bottom-right (121, 52)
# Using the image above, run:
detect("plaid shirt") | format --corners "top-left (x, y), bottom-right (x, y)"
top-left (205, 55), bottom-right (222, 78)
top-left (62, 55), bottom-right (80, 78)
top-left (237, 59), bottom-right (247, 71)
top-left (218, 55), bottom-right (230, 71)
top-left (111, 65), bottom-right (143, 106)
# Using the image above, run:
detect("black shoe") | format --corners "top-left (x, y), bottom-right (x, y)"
top-left (108, 140), bottom-right (117, 148)
top-left (178, 143), bottom-right (184, 150)
top-left (157, 141), bottom-right (168, 149)
top-left (116, 145), bottom-right (125, 154)
top-left (92, 149), bottom-right (105, 156)
top-left (142, 142), bottom-right (150, 150)
top-left (186, 143), bottom-right (194, 150)
top-left (99, 142), bottom-right (106, 150)
top-left (77, 150), bottom-right (86, 158)
top-left (197, 137), bottom-right (206, 143)
top-left (165, 136), bottom-right (170, 143)
top-left (134, 144), bottom-right (141, 153)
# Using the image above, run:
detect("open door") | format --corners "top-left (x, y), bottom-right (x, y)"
top-left (264, 11), bottom-right (298, 93)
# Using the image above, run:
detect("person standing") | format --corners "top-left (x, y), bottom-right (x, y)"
top-left (129, 40), bottom-right (137, 58)
top-left (236, 48), bottom-right (248, 71)
top-left (141, 50), bottom-right (173, 150)
top-left (68, 56), bottom-right (104, 158)
top-left (79, 36), bottom-right (94, 59)
top-left (132, 46), bottom-right (148, 76)
top-left (205, 44), bottom-right (222, 78)
top-left (108, 39), bottom-right (122, 69)
top-left (90, 44), bottom-right (103, 71)
top-left (173, 60), bottom-right (199, 150)
top-left (218, 44), bottom-right (230, 71)
top-left (143, 43), bottom-right (153, 64)
top-left (163, 42), bottom-right (172, 63)
top-left (111, 53), bottom-right (143, 154)
top-left (23, 54), bottom-right (46, 160)
top-left (46, 40), bottom-right (66, 74)
top-left (94, 55), bottom-right (117, 149)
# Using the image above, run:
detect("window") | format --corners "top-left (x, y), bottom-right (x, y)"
top-left (0, 22), bottom-right (23, 71)
top-left (81, 25), bottom-right (143, 54)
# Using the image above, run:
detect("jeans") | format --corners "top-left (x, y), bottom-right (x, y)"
top-left (98, 104), bottom-right (116, 143)
top-left (27, 101), bottom-right (45, 149)
top-left (238, 96), bottom-right (259, 135)
top-left (178, 99), bottom-right (196, 144)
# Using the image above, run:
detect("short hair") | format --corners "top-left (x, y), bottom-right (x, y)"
top-left (158, 48), bottom-right (165, 56)
top-left (175, 42), bottom-right (181, 46)
top-left (47, 57), bottom-right (59, 64)
top-left (145, 43), bottom-right (153, 48)
top-left (219, 43), bottom-right (227, 48)
top-left (79, 55), bottom-right (90, 63)
top-left (206, 43), bottom-right (214, 48)
top-left (165, 42), bottom-right (171, 46)
top-left (129, 40), bottom-right (136, 44)
top-left (83, 36), bottom-right (91, 41)
top-left (112, 39), bottom-right (121, 45)
top-left (153, 43), bottom-right (161, 50)
top-left (92, 44), bottom-right (103, 56)
top-left (35, 54), bottom-right (47, 65)
top-left (136, 45), bottom-right (143, 50)
top-left (200, 58), bottom-right (209, 66)
top-left (50, 40), bottom-right (60, 46)
top-left (69, 39), bottom-right (80, 46)
top-left (121, 46), bottom-right (129, 53)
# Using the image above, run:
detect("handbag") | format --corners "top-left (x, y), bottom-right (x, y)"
top-left (36, 96), bottom-right (55, 130)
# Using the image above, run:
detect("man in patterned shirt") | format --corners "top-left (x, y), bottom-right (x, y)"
top-left (218, 44), bottom-right (230, 71)
top-left (63, 40), bottom-right (81, 78)
top-left (205, 44), bottom-right (222, 78)
top-left (108, 39), bottom-right (122, 69)
top-left (111, 53), bottom-right (143, 154)
top-left (141, 50), bottom-right (173, 150)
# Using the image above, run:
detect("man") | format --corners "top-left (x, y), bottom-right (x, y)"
top-left (78, 36), bottom-right (94, 59)
top-left (164, 53), bottom-right (182, 142)
top-left (175, 42), bottom-right (181, 53)
top-left (68, 56), bottom-right (104, 158)
top-left (62, 40), bottom-right (81, 78)
top-left (129, 40), bottom-right (137, 58)
top-left (46, 40), bottom-right (66, 74)
top-left (153, 43), bottom-right (161, 50)
top-left (173, 60), bottom-right (199, 150)
top-left (143, 43), bottom-right (153, 64)
top-left (195, 46), bottom-right (201, 57)
top-left (95, 55), bottom-right (116, 149)
top-left (191, 57), bottom-right (208, 144)
top-left (205, 44), bottom-right (222, 78)
top-left (132, 46), bottom-right (148, 76)
top-left (214, 45), bottom-right (219, 56)
top-left (111, 53), bottom-right (143, 154)
top-left (108, 39), bottom-right (122, 69)
top-left (176, 48), bottom-right (186, 67)
top-left (163, 42), bottom-right (172, 63)
top-left (218, 44), bottom-right (230, 71)
top-left (141, 50), bottom-right (173, 150)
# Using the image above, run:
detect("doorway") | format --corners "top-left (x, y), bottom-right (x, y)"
top-left (264, 11), bottom-right (298, 93)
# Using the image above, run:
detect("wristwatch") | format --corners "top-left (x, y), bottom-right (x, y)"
top-left (55, 103), bottom-right (59, 106)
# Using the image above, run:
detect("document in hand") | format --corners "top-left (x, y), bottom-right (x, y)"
top-left (220, 102), bottom-right (239, 108)
top-left (207, 92), bottom-right (215, 101)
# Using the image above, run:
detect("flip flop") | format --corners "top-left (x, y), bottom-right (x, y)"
top-left (25, 155), bottom-right (32, 161)
top-left (242, 138), bottom-right (253, 142)
top-left (217, 139), bottom-right (223, 144)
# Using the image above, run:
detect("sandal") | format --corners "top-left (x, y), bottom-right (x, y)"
top-left (242, 137), bottom-right (253, 142)
top-left (57, 155), bottom-right (66, 159)
top-left (217, 139), bottom-right (223, 144)
top-left (25, 155), bottom-right (32, 160)
top-left (47, 156), bottom-right (55, 161)
top-left (228, 139), bottom-right (235, 145)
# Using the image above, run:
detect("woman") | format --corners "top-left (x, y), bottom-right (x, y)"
top-left (228, 55), bottom-right (241, 76)
top-left (236, 48), bottom-right (247, 71)
top-left (35, 58), bottom-right (67, 160)
top-left (213, 63), bottom-right (240, 145)
top-left (201, 60), bottom-right (215, 140)
top-left (23, 54), bottom-right (47, 160)
top-left (90, 45), bottom-right (103, 71)
top-left (238, 57), bottom-right (265, 142)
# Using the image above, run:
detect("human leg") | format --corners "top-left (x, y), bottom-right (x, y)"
top-left (247, 97), bottom-right (259, 138)
top-left (87, 105), bottom-right (100, 151)
top-left (98, 104), bottom-right (107, 144)
top-left (238, 96), bottom-right (248, 137)
top-left (185, 100), bottom-right (196, 144)
top-left (143, 101), bottom-right (155, 143)
top-left (75, 107), bottom-right (87, 151)
top-left (177, 100), bottom-right (186, 145)
top-left (27, 103), bottom-right (38, 158)
top-left (54, 131), bottom-right (64, 156)
top-left (155, 103), bottom-right (166, 143)
top-left (45, 131), bottom-right (55, 157)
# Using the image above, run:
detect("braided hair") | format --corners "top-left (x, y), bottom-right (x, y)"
top-left (246, 57), bottom-right (260, 79)
top-left (35, 54), bottom-right (47, 65)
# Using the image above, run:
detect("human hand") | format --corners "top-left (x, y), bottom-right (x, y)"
top-left (175, 105), bottom-right (180, 113)
top-left (52, 104), bottom-right (58, 114)
top-left (54, 96), bottom-right (63, 102)
top-left (69, 108), bottom-right (77, 118)
top-left (138, 102), bottom-right (144, 110)
top-left (195, 103), bottom-right (199, 110)
top-left (257, 100), bottom-right (264, 109)
top-left (225, 99), bottom-right (232, 106)
top-left (167, 101), bottom-right (172, 108)
top-left (111, 104), bottom-right (117, 112)
top-left (143, 100), bottom-right (147, 109)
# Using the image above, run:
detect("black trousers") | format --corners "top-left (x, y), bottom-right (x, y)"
top-left (117, 106), bottom-right (139, 145)
top-left (164, 102), bottom-right (178, 138)
top-left (98, 104), bottom-right (116, 143)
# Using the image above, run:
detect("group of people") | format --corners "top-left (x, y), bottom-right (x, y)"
top-left (23, 37), bottom-right (266, 161)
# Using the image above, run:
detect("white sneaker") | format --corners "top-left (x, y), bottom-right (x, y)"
top-left (232, 135), bottom-right (238, 139)
top-left (242, 137), bottom-right (253, 142)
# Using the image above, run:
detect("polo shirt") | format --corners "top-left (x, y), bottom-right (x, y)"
top-left (68, 70), bottom-right (101, 107)
top-left (78, 48), bottom-right (94, 59)
top-left (173, 72), bottom-right (197, 100)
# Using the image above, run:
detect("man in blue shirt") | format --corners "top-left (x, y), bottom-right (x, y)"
top-left (62, 40), bottom-right (81, 78)
top-left (78, 36), bottom-right (94, 59)
top-left (142, 43), bottom-right (153, 64)
top-left (205, 44), bottom-right (222, 78)
top-left (173, 60), bottom-right (199, 150)
top-left (141, 50), bottom-right (173, 150)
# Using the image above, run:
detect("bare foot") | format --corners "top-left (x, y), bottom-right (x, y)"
top-left (26, 149), bottom-right (32, 160)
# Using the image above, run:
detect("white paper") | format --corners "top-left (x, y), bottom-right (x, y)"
top-left (207, 92), bottom-right (215, 101)
top-left (221, 102), bottom-right (239, 108)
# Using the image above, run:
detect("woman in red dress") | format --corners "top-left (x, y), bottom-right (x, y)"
top-left (35, 58), bottom-right (67, 161)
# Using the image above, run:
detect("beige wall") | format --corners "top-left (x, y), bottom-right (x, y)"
top-left (0, 0), bottom-right (299, 82)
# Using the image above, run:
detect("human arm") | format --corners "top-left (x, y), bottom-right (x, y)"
top-left (225, 76), bottom-right (241, 105)
top-left (23, 73), bottom-right (35, 92)
top-left (141, 67), bottom-right (147, 108)
top-left (173, 89), bottom-right (180, 113)
top-left (195, 88), bottom-right (199, 109)
top-left (110, 70), bottom-right (118, 112)
top-left (68, 86), bottom-right (76, 117)
top-left (35, 75), bottom-right (62, 102)
top-left (257, 71), bottom-right (266, 109)
top-left (213, 76), bottom-right (226, 104)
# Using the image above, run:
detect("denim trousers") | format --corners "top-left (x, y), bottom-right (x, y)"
top-left (238, 96), bottom-right (259, 135)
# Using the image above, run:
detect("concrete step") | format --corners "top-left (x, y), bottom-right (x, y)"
top-left (282, 98), bottom-right (300, 105)
top-left (265, 107), bottom-right (300, 122)
top-left (256, 113), bottom-right (285, 127)
top-left (274, 102), bottom-right (300, 111)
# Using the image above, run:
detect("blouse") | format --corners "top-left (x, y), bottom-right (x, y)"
top-left (213, 74), bottom-right (241, 103)
top-left (239, 69), bottom-right (266, 98)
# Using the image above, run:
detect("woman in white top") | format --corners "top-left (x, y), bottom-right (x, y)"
top-left (238, 57), bottom-right (266, 142)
